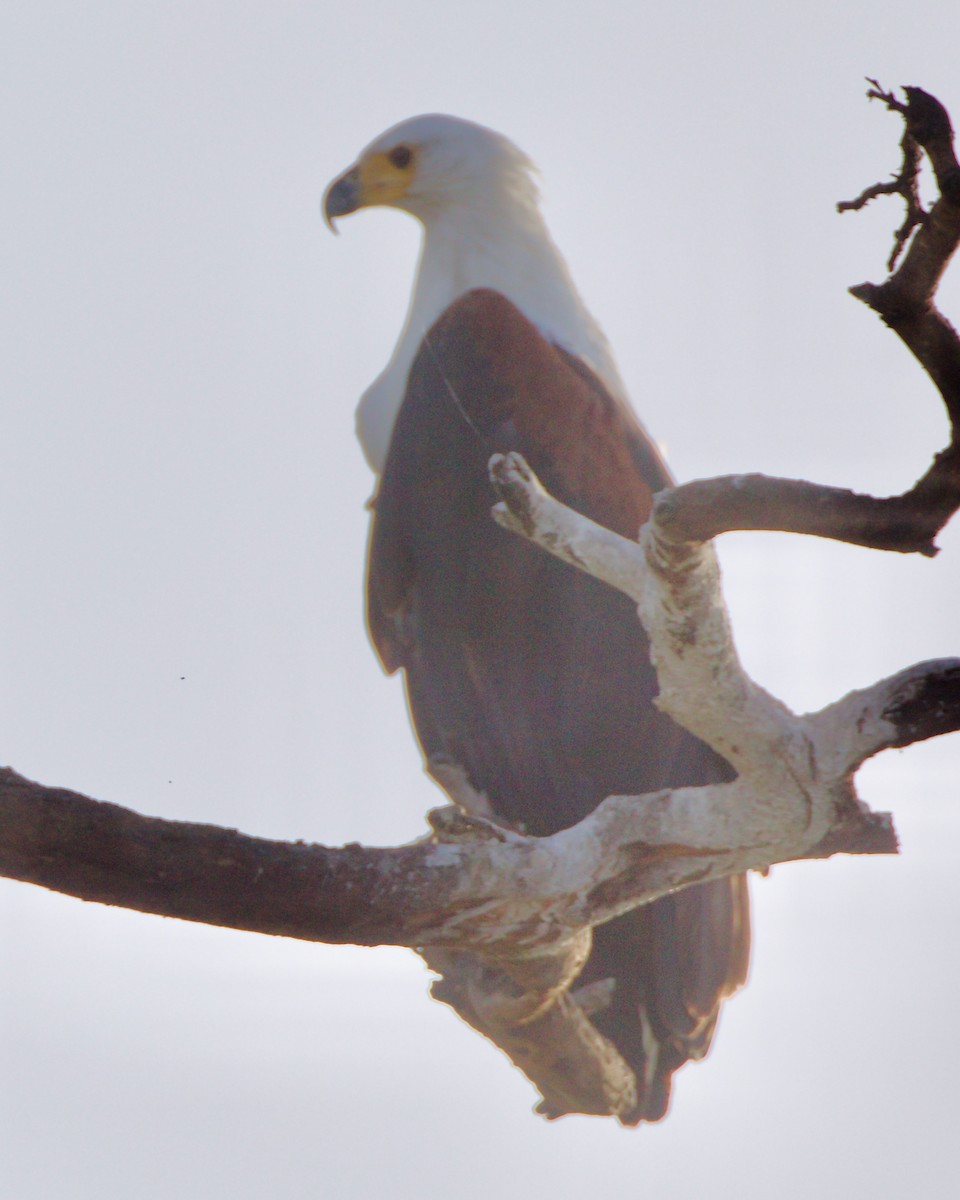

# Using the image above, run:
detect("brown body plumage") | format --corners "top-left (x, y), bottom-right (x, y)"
top-left (366, 290), bottom-right (749, 1122)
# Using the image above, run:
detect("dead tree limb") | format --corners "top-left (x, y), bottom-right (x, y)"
top-left (645, 86), bottom-right (960, 557)
top-left (2, 85), bottom-right (960, 1124)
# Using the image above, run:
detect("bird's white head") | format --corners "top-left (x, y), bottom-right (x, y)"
top-left (323, 113), bottom-right (538, 228)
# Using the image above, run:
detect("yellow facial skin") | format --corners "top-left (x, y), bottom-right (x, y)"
top-left (357, 151), bottom-right (415, 205)
top-left (324, 148), bottom-right (417, 226)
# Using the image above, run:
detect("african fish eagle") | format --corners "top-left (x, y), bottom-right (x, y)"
top-left (324, 114), bottom-right (749, 1123)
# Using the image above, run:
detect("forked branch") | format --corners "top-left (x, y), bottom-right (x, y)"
top-left (644, 86), bottom-right (960, 556)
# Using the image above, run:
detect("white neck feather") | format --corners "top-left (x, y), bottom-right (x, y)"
top-left (356, 197), bottom-right (627, 473)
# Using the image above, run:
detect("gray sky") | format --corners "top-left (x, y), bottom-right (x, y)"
top-left (2, 3), bottom-right (959, 1197)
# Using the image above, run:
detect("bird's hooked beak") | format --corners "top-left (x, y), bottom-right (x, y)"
top-left (322, 165), bottom-right (362, 232)
top-left (323, 148), bottom-right (418, 232)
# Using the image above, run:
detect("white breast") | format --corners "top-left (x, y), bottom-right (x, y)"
top-left (355, 203), bottom-right (628, 474)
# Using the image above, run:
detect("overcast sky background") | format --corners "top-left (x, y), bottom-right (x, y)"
top-left (2, 3), bottom-right (959, 1198)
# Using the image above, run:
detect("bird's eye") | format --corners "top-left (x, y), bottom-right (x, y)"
top-left (388, 145), bottom-right (413, 170)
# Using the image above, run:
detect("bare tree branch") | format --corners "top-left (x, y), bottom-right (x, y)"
top-left (837, 79), bottom-right (927, 272)
top-left (848, 87), bottom-right (960, 436)
top-left (631, 86), bottom-right (960, 558)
